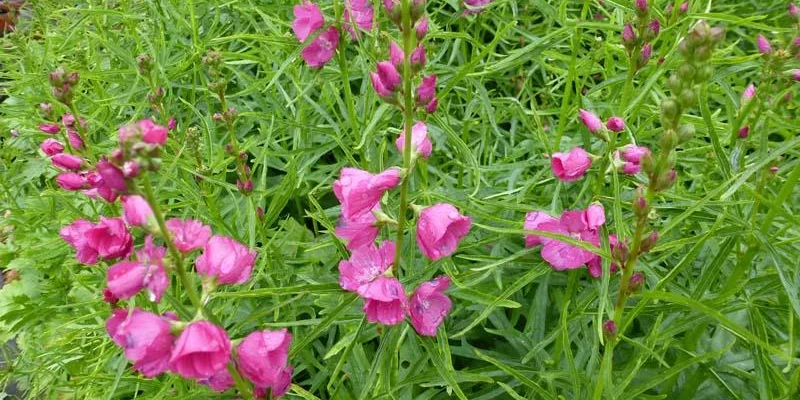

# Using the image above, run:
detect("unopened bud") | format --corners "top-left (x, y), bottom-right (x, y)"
top-left (738, 126), bottom-right (749, 139)
top-left (633, 190), bottom-right (648, 218)
top-left (679, 88), bottom-right (697, 106)
top-left (659, 129), bottom-right (679, 150)
top-left (695, 65), bottom-right (714, 82)
top-left (603, 320), bottom-right (618, 340)
top-left (122, 161), bottom-right (140, 178)
top-left (612, 240), bottom-right (630, 264)
top-left (137, 53), bottom-right (153, 74)
top-left (679, 2), bottom-right (689, 14)
top-left (256, 206), bottom-right (265, 220)
top-left (635, 0), bottom-right (648, 14)
top-left (677, 64), bottom-right (695, 80)
top-left (661, 99), bottom-right (680, 123)
top-left (677, 124), bottom-right (695, 143)
top-left (39, 103), bottom-right (54, 119)
top-left (415, 17), bottom-right (429, 41)
top-left (629, 272), bottom-right (645, 292)
top-left (640, 231), bottom-right (659, 253)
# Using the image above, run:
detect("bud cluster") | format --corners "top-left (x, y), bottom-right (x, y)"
top-left (621, 0), bottom-right (661, 70)
top-left (48, 66), bottom-right (80, 105)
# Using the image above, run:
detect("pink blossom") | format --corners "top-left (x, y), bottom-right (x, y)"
top-left (416, 74), bottom-right (436, 105)
top-left (416, 203), bottom-right (472, 261)
top-left (790, 3), bottom-right (799, 18)
top-left (237, 328), bottom-right (292, 389)
top-left (463, 0), bottom-right (492, 14)
top-left (60, 219), bottom-right (100, 264)
top-left (344, 0), bottom-right (373, 39)
top-left (121, 195), bottom-right (154, 227)
top-left (137, 119), bottom-right (168, 145)
top-left (169, 321), bottom-right (231, 379)
top-left (105, 308), bottom-right (174, 377)
top-left (757, 34), bottom-right (772, 54)
top-left (389, 41), bottom-right (404, 67)
top-left (793, 70), bottom-right (800, 81)
top-left (39, 123), bottom-right (60, 134)
top-left (301, 26), bottom-right (339, 68)
top-left (424, 97), bottom-right (438, 113)
top-left (579, 109), bottom-right (603, 133)
top-left (338, 241), bottom-right (395, 294)
top-left (409, 276), bottom-right (452, 336)
top-left (415, 17), bottom-right (428, 40)
top-left (523, 211), bottom-right (559, 247)
top-left (199, 369), bottom-right (234, 392)
top-left (370, 61), bottom-right (402, 97)
top-left (195, 235), bottom-right (257, 285)
top-left (95, 158), bottom-right (128, 192)
top-left (395, 121), bottom-right (433, 159)
top-left (362, 276), bottom-right (407, 325)
top-left (67, 129), bottom-right (84, 150)
top-left (410, 45), bottom-right (426, 69)
top-left (166, 218), bottom-right (212, 253)
top-left (40, 139), bottom-right (64, 156)
top-left (551, 147), bottom-right (592, 182)
top-left (291, 2), bottom-right (324, 42)
top-left (622, 24), bottom-right (636, 44)
top-left (335, 206), bottom-right (379, 250)
top-left (742, 83), bottom-right (756, 102)
top-left (535, 204), bottom-right (606, 271)
top-left (587, 234), bottom-right (619, 278)
top-left (106, 259), bottom-right (168, 302)
top-left (50, 153), bottom-right (84, 171)
top-left (252, 367), bottom-right (294, 398)
top-left (333, 167), bottom-right (402, 220)
top-left (605, 117), bottom-right (626, 132)
top-left (619, 145), bottom-right (650, 175)
top-left (56, 172), bottom-right (87, 190)
top-left (679, 2), bottom-right (689, 13)
top-left (87, 217), bottom-right (134, 261)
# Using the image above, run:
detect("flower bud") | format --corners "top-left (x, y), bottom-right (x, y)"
top-left (168, 117), bottom-right (177, 131)
top-left (679, 2), bottom-right (689, 14)
top-left (757, 34), bottom-right (772, 55)
top-left (39, 103), bottom-right (54, 119)
top-left (738, 126), bottom-right (750, 139)
top-left (677, 64), bottom-right (695, 80)
top-left (415, 17), bottom-right (429, 41)
top-left (659, 129), bottom-right (679, 150)
top-left (628, 272), bottom-right (645, 292)
top-left (416, 75), bottom-right (437, 105)
top-left (792, 70), bottom-right (800, 82)
top-left (410, 45), bottom-right (426, 71)
top-left (741, 83), bottom-right (756, 103)
top-left (612, 240), bottom-right (629, 264)
top-left (695, 65), bottom-right (714, 82)
top-left (389, 41), bottom-right (404, 67)
top-left (677, 123), bottom-right (695, 143)
top-left (603, 320), bottom-right (617, 341)
top-left (661, 99), bottom-right (680, 123)
top-left (635, 0), bottom-right (648, 14)
top-left (605, 117), bottom-right (625, 132)
top-left (622, 24), bottom-right (637, 50)
top-left (370, 61), bottom-right (402, 98)
top-left (679, 88), bottom-right (697, 106)
top-left (122, 161), bottom-right (140, 178)
top-left (790, 3), bottom-right (800, 20)
top-left (640, 231), bottom-right (659, 253)
top-left (136, 53), bottom-right (153, 75)
top-left (49, 67), bottom-right (67, 86)
top-left (639, 44), bottom-right (653, 67)
top-left (647, 19), bottom-right (661, 37)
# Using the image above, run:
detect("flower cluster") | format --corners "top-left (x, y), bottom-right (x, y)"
top-left (291, 0), bottom-right (374, 68)
top-left (622, 0), bottom-right (662, 70)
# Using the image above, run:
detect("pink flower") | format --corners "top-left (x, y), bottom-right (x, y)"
top-left (790, 3), bottom-right (799, 18)
top-left (579, 109), bottom-right (603, 133)
top-left (410, 45), bottom-right (426, 69)
top-left (416, 74), bottom-right (436, 105)
top-left (640, 44), bottom-right (652, 63)
top-left (424, 97), bottom-right (438, 114)
top-left (618, 145), bottom-right (650, 175)
top-left (60, 219), bottom-right (100, 264)
top-left (416, 203), bottom-right (472, 261)
top-left (121, 195), bottom-right (154, 227)
top-left (551, 147), bottom-right (592, 182)
top-left (40, 139), bottom-right (64, 156)
top-left (389, 41), bottom-right (404, 67)
top-left (199, 369), bottom-right (234, 392)
top-left (605, 117), bottom-right (625, 132)
top-left (195, 235), bottom-right (257, 285)
top-left (291, 2), bottom-right (324, 42)
top-left (61, 113), bottom-right (86, 129)
top-left (106, 258), bottom-right (168, 302)
top-left (96, 158), bottom-right (128, 192)
top-left (793, 70), bottom-right (800, 81)
top-left (338, 241), bottom-right (395, 294)
top-left (333, 167), bottom-right (402, 220)
top-left (409, 276), bottom-right (452, 336)
top-left (679, 2), bottom-right (689, 13)
top-left (88, 217), bottom-right (134, 261)
top-left (635, 0), bottom-right (648, 12)
top-left (301, 26), bottom-right (339, 68)
top-left (252, 367), bottom-right (294, 398)
top-left (523, 211), bottom-right (559, 247)
top-left (335, 206), bottom-right (380, 250)
top-left (757, 34), bottom-right (772, 54)
top-left (742, 83), bottom-right (756, 102)
top-left (738, 126), bottom-right (750, 139)
top-left (395, 121), bottom-right (433, 159)
top-left (168, 117), bottom-right (177, 131)
top-left (416, 17), bottom-right (428, 40)
top-left (362, 276), bottom-right (407, 325)
top-left (105, 308), bottom-right (174, 377)
top-left (67, 129), bottom-right (84, 150)
top-left (344, 0), bottom-right (373, 39)
top-left (622, 24), bottom-right (636, 44)
top-left (166, 218), bottom-right (212, 253)
top-left (536, 204), bottom-right (606, 271)
top-left (463, 0), bottom-right (492, 14)
top-left (169, 321), bottom-right (231, 379)
top-left (237, 329), bottom-right (292, 389)
top-left (137, 119), bottom-right (168, 145)
top-left (587, 234), bottom-right (619, 278)
top-left (648, 19), bottom-right (661, 36)
top-left (370, 61), bottom-right (402, 97)
top-left (39, 123), bottom-right (60, 134)
top-left (56, 172), bottom-right (87, 190)
top-left (50, 153), bottom-right (84, 171)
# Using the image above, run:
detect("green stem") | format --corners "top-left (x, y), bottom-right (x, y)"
top-left (392, 0), bottom-right (417, 276)
top-left (140, 174), bottom-right (204, 314)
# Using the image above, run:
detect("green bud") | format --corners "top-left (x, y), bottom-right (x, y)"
top-left (668, 74), bottom-right (684, 94)
top-left (640, 152), bottom-right (655, 175)
top-left (660, 129), bottom-right (679, 150)
top-left (677, 124), bottom-right (695, 143)
top-left (677, 64), bottom-right (695, 80)
top-left (695, 65), bottom-right (714, 82)
top-left (679, 88), bottom-right (697, 106)
top-left (694, 44), bottom-right (712, 62)
top-left (661, 99), bottom-right (680, 122)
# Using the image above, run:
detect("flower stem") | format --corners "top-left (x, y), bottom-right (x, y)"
top-left (393, 0), bottom-right (417, 276)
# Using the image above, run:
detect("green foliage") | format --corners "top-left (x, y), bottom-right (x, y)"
top-left (1, 0), bottom-right (799, 399)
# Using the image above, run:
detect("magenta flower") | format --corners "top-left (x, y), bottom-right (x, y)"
top-left (95, 158), bottom-right (128, 192)
top-left (362, 276), bottom-right (408, 325)
top-left (67, 129), bottom-right (85, 150)
top-left (648, 19), bottom-right (661, 36)
top-left (237, 328), bottom-right (292, 390)
top-left (579, 109), bottom-right (603, 133)
top-left (344, 0), bottom-right (373, 39)
top-left (587, 234), bottom-right (619, 278)
top-left (335, 206), bottom-right (380, 250)
top-left (416, 74), bottom-right (436, 105)
top-left (252, 367), bottom-right (293, 398)
top-left (679, 2), bottom-right (689, 13)
top-left (640, 44), bottom-right (653, 63)
top-left (60, 219), bottom-right (100, 264)
top-left (105, 308), bottom-right (174, 377)
top-left (166, 218), bottom-right (212, 253)
top-left (56, 172), bottom-right (87, 190)
top-left (416, 203), bottom-right (472, 261)
top-left (742, 83), bottom-right (756, 102)
top-left (605, 117), bottom-right (626, 132)
top-left (61, 113), bottom-right (86, 129)
top-left (396, 121), bottom-right (433, 159)
top-left (301, 26), bottom-right (340, 68)
top-left (793, 70), bottom-right (800, 81)
top-left (333, 167), bottom-right (402, 220)
top-left (195, 235), bottom-right (257, 285)
top-left (370, 61), bottom-right (402, 98)
top-left (39, 123), bottom-right (60, 134)
top-left (121, 195), bottom-right (154, 228)
top-left (415, 17), bottom-right (428, 40)
top-left (410, 45), bottom-right (426, 69)
top-left (169, 321), bottom-right (231, 379)
top-left (106, 259), bottom-right (168, 302)
top-left (635, 0), bottom-right (648, 12)
top-left (619, 144), bottom-right (650, 175)
top-left (88, 217), bottom-right (134, 261)
top-left (535, 204), bottom-right (606, 271)
top-left (138, 119), bottom-right (168, 145)
top-left (40, 139), bottom-right (64, 156)
top-left (551, 147), bottom-right (592, 182)
top-left (790, 3), bottom-right (799, 18)
top-left (50, 153), bottom-right (84, 171)
top-left (168, 117), bottom-right (177, 131)
top-left (523, 211), bottom-right (559, 247)
top-left (338, 240), bottom-right (395, 294)
top-left (291, 2), bottom-right (324, 42)
top-left (199, 369), bottom-right (234, 392)
top-left (389, 41), bottom-right (404, 67)
top-left (425, 98), bottom-right (438, 114)
top-left (738, 126), bottom-right (750, 139)
top-left (409, 276), bottom-right (452, 336)
top-left (757, 34), bottom-right (772, 54)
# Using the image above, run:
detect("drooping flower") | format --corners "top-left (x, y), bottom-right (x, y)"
top-left (409, 276), bottom-right (452, 336)
top-left (237, 329), bottom-right (292, 390)
top-left (121, 195), bottom-right (154, 228)
top-left (166, 218), bottom-right (212, 253)
top-left (362, 276), bottom-right (407, 325)
top-left (338, 241), bottom-right (395, 294)
top-left (370, 61), bottom-right (402, 97)
top-left (95, 158), bottom-right (128, 192)
top-left (335, 206), bottom-right (380, 250)
top-left (199, 369), bottom-right (235, 392)
top-left (57, 172), bottom-right (88, 191)
top-left (551, 147), bottom-right (592, 182)
top-left (344, 0), bottom-right (374, 39)
top-left (291, 2), bottom-right (324, 42)
top-left (579, 109), bottom-right (603, 133)
top-left (40, 139), bottom-right (64, 155)
top-left (523, 211), bottom-right (559, 247)
top-left (195, 235), bottom-right (257, 285)
top-left (50, 153), bottom-right (84, 171)
top-left (105, 308), bottom-right (174, 377)
top-left (757, 34), bottom-right (772, 54)
top-left (333, 167), bottom-right (402, 220)
top-left (416, 203), bottom-right (472, 261)
top-left (395, 121), bottom-right (433, 159)
top-left (301, 26), bottom-right (340, 68)
top-left (169, 321), bottom-right (231, 379)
